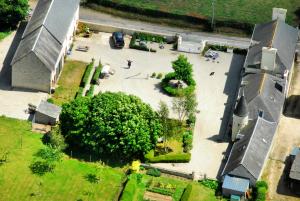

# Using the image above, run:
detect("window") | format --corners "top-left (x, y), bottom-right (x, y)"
top-left (275, 82), bottom-right (283, 93)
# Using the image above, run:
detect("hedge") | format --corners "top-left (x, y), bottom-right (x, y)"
top-left (180, 183), bottom-right (193, 201)
top-left (86, 84), bottom-right (95, 97)
top-left (134, 32), bottom-right (166, 43)
top-left (145, 150), bottom-right (191, 163)
top-left (255, 181), bottom-right (268, 201)
top-left (147, 187), bottom-right (174, 196)
top-left (80, 60), bottom-right (94, 87)
top-left (182, 131), bottom-right (193, 153)
top-left (120, 174), bottom-right (138, 201)
top-left (161, 72), bottom-right (196, 97)
top-left (75, 87), bottom-right (84, 99)
top-left (130, 32), bottom-right (156, 52)
top-left (146, 168), bottom-right (161, 177)
top-left (91, 63), bottom-right (103, 84)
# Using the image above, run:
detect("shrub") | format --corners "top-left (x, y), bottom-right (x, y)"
top-left (29, 160), bottom-right (55, 176)
top-left (186, 114), bottom-right (196, 126)
top-left (255, 180), bottom-right (268, 201)
top-left (145, 150), bottom-right (191, 163)
top-left (182, 131), bottom-right (193, 153)
top-left (129, 33), bottom-right (157, 52)
top-left (146, 168), bottom-right (161, 177)
top-left (84, 173), bottom-right (100, 183)
top-left (134, 32), bottom-right (166, 43)
top-left (47, 98), bottom-right (54, 104)
top-left (120, 174), bottom-right (138, 201)
top-left (151, 72), bottom-right (156, 78)
top-left (199, 179), bottom-right (219, 190)
top-left (147, 187), bottom-right (173, 196)
top-left (91, 63), bottom-right (103, 84)
top-left (75, 87), bottom-right (84, 98)
top-left (42, 127), bottom-right (67, 151)
top-left (256, 180), bottom-right (268, 190)
top-left (180, 183), bottom-right (193, 201)
top-left (81, 60), bottom-right (95, 87)
top-left (156, 73), bottom-right (163, 79)
top-left (35, 147), bottom-right (62, 162)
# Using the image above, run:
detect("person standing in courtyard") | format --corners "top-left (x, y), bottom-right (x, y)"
top-left (127, 60), bottom-right (132, 69)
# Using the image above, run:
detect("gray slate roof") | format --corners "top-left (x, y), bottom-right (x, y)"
top-left (290, 153), bottom-right (300, 180)
top-left (37, 101), bottom-right (61, 119)
top-left (234, 95), bottom-right (248, 117)
top-left (11, 0), bottom-right (79, 69)
top-left (222, 117), bottom-right (277, 183)
top-left (241, 73), bottom-right (286, 122)
top-left (244, 20), bottom-right (298, 73)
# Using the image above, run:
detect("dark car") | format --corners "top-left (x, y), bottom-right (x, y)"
top-left (112, 32), bottom-right (125, 48)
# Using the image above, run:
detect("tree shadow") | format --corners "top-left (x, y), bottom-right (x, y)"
top-left (0, 21), bottom-right (27, 90)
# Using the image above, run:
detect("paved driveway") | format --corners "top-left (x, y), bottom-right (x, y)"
top-left (0, 23), bottom-right (47, 120)
top-left (70, 32), bottom-right (244, 178)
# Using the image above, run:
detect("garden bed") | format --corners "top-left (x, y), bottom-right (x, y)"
top-left (129, 32), bottom-right (168, 52)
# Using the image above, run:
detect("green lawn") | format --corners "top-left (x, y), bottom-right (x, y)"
top-left (91, 0), bottom-right (299, 26)
top-left (181, 183), bottom-right (226, 201)
top-left (0, 31), bottom-right (11, 41)
top-left (0, 116), bottom-right (125, 201)
top-left (51, 60), bottom-right (87, 105)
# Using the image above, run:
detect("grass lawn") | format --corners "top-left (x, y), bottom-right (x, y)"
top-left (181, 183), bottom-right (226, 201)
top-left (51, 60), bottom-right (87, 105)
top-left (0, 31), bottom-right (11, 41)
top-left (92, 0), bottom-right (299, 26)
top-left (0, 116), bottom-right (126, 201)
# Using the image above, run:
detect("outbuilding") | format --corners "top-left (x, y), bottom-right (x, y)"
top-left (222, 175), bottom-right (250, 198)
top-left (34, 101), bottom-right (61, 125)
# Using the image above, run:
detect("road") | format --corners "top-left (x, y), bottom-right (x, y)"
top-left (79, 7), bottom-right (251, 49)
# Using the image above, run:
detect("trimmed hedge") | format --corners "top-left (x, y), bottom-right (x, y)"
top-left (75, 87), bottom-right (84, 99)
top-left (147, 187), bottom-right (173, 196)
top-left (180, 183), bottom-right (193, 201)
top-left (145, 150), bottom-right (191, 163)
top-left (120, 174), bottom-right (138, 201)
top-left (182, 131), bottom-right (193, 153)
top-left (130, 32), bottom-right (156, 52)
top-left (91, 63), bottom-right (103, 84)
top-left (134, 32), bottom-right (166, 43)
top-left (80, 60), bottom-right (95, 87)
top-left (146, 168), bottom-right (161, 177)
top-left (199, 179), bottom-right (219, 190)
top-left (86, 85), bottom-right (95, 97)
top-left (161, 72), bottom-right (196, 97)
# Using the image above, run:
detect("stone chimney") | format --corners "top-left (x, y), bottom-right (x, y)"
top-left (272, 8), bottom-right (287, 22)
top-left (261, 47), bottom-right (277, 72)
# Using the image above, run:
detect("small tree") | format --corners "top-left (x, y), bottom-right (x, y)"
top-left (172, 55), bottom-right (193, 83)
top-left (157, 101), bottom-right (170, 150)
top-left (172, 93), bottom-right (198, 123)
top-left (43, 127), bottom-right (67, 151)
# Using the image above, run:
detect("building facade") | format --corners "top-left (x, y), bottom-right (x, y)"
top-left (11, 0), bottom-right (80, 92)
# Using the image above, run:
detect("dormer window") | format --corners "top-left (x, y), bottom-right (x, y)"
top-left (275, 82), bottom-right (283, 93)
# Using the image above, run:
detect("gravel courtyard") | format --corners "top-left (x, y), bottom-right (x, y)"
top-left (70, 32), bottom-right (245, 178)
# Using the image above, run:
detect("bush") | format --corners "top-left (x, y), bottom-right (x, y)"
top-left (147, 187), bottom-right (173, 196)
top-left (42, 127), bottom-right (67, 151)
top-left (199, 179), bottom-right (219, 190)
top-left (47, 98), bottom-right (54, 104)
top-left (186, 114), bottom-right (196, 127)
top-left (86, 85), bottom-right (95, 97)
top-left (151, 72), bottom-right (156, 78)
top-left (75, 87), bottom-right (84, 98)
top-left (182, 131), bottom-right (193, 153)
top-left (255, 181), bottom-right (268, 201)
top-left (161, 73), bottom-right (196, 96)
top-left (129, 33), bottom-right (157, 52)
top-left (29, 160), bottom-right (55, 176)
top-left (145, 150), bottom-right (191, 163)
top-left (180, 183), bottom-right (193, 201)
top-left (256, 180), bottom-right (268, 190)
top-left (156, 73), bottom-right (163, 79)
top-left (146, 168), bottom-right (161, 177)
top-left (134, 32), bottom-right (166, 43)
top-left (205, 44), bottom-right (228, 52)
top-left (91, 63), bottom-right (103, 84)
top-left (35, 147), bottom-right (62, 162)
top-left (120, 174), bottom-right (138, 201)
top-left (81, 60), bottom-right (95, 87)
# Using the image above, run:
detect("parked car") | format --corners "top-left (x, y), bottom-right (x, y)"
top-left (112, 32), bottom-right (125, 48)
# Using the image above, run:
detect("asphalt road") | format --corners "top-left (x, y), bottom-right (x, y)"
top-left (79, 7), bottom-right (252, 49)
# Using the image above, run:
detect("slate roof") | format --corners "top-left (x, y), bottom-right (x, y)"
top-left (222, 117), bottom-right (277, 182)
top-left (244, 20), bottom-right (298, 73)
top-left (290, 153), bottom-right (300, 180)
top-left (234, 95), bottom-right (248, 117)
top-left (222, 175), bottom-right (250, 193)
top-left (241, 73), bottom-right (286, 122)
top-left (11, 0), bottom-right (79, 69)
top-left (37, 101), bottom-right (61, 119)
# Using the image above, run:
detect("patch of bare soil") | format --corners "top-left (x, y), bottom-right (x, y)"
top-left (143, 191), bottom-right (173, 201)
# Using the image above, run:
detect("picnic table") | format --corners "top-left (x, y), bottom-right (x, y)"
top-left (76, 46), bottom-right (89, 52)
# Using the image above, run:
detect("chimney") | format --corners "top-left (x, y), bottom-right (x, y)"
top-left (272, 8), bottom-right (287, 22)
top-left (261, 47), bottom-right (277, 72)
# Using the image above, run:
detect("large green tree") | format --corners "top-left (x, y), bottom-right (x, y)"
top-left (172, 55), bottom-right (193, 83)
top-left (60, 92), bottom-right (162, 158)
top-left (0, 0), bottom-right (28, 29)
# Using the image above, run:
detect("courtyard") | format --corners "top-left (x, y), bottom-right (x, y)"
top-left (69, 32), bottom-right (245, 178)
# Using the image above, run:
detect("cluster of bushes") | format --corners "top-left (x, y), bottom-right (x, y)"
top-left (199, 179), bottom-right (219, 190)
top-left (254, 181), bottom-right (268, 201)
top-left (145, 150), bottom-right (191, 163)
top-left (134, 32), bottom-right (166, 43)
top-left (203, 44), bottom-right (248, 55)
top-left (162, 72), bottom-right (196, 96)
top-left (146, 168), bottom-right (161, 177)
top-left (151, 72), bottom-right (163, 79)
top-left (91, 61), bottom-right (103, 84)
top-left (129, 32), bottom-right (156, 52)
top-left (81, 59), bottom-right (95, 87)
top-left (29, 147), bottom-right (62, 176)
top-left (182, 131), bottom-right (193, 153)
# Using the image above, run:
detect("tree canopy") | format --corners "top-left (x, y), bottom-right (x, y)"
top-left (0, 0), bottom-right (28, 29)
top-left (60, 92), bottom-right (162, 158)
top-left (172, 55), bottom-right (193, 83)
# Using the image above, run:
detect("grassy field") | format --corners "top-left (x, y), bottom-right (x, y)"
top-left (90, 0), bottom-right (299, 26)
top-left (0, 116), bottom-right (125, 201)
top-left (0, 31), bottom-right (11, 41)
top-left (181, 183), bottom-right (226, 201)
top-left (51, 60), bottom-right (87, 105)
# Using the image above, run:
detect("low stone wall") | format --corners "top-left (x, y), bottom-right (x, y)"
top-left (79, 20), bottom-right (175, 41)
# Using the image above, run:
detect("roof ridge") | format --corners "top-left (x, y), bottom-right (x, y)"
top-left (270, 19), bottom-right (279, 48)
top-left (258, 73), bottom-right (266, 94)
top-left (41, 0), bottom-right (55, 28)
